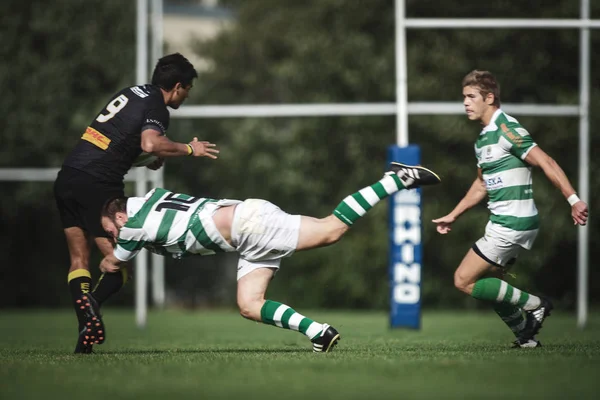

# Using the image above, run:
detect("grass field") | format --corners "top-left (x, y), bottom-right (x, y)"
top-left (1, 309), bottom-right (599, 400)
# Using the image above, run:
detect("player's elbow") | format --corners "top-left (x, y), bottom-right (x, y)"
top-left (140, 139), bottom-right (156, 153)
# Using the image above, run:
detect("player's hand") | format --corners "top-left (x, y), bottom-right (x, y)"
top-left (572, 201), bottom-right (588, 226)
top-left (432, 214), bottom-right (456, 234)
top-left (99, 258), bottom-right (121, 273)
top-left (189, 137), bottom-right (219, 159)
top-left (146, 157), bottom-right (164, 170)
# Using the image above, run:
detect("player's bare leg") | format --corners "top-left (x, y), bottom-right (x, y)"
top-left (456, 248), bottom-right (550, 347)
top-left (296, 215), bottom-right (348, 251)
top-left (237, 267), bottom-right (340, 353)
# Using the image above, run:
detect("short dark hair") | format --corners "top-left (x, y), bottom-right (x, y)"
top-left (151, 53), bottom-right (198, 90)
top-left (101, 196), bottom-right (129, 221)
top-left (462, 70), bottom-right (501, 107)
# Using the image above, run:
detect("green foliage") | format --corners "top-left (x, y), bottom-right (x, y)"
top-left (166, 0), bottom-right (599, 308)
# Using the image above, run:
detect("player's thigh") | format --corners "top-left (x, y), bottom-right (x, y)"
top-left (456, 235), bottom-right (522, 286)
top-left (454, 248), bottom-right (498, 288)
top-left (233, 199), bottom-right (300, 259)
top-left (296, 215), bottom-right (348, 251)
top-left (81, 185), bottom-right (124, 239)
top-left (54, 168), bottom-right (85, 232)
top-left (54, 167), bottom-right (123, 239)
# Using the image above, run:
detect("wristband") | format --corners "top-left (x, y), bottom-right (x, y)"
top-left (186, 143), bottom-right (194, 156)
top-left (567, 194), bottom-right (580, 206)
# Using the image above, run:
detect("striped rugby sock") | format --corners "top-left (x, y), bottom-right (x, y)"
top-left (493, 303), bottom-right (526, 336)
top-left (260, 300), bottom-right (323, 340)
top-left (472, 278), bottom-right (541, 311)
top-left (333, 172), bottom-right (405, 226)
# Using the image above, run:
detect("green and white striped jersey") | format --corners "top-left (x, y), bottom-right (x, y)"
top-left (114, 188), bottom-right (240, 261)
top-left (475, 109), bottom-right (539, 249)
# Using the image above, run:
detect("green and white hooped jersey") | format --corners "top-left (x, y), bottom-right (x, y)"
top-left (114, 188), bottom-right (240, 262)
top-left (475, 109), bottom-right (539, 249)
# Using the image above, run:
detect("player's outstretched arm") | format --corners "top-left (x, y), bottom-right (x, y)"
top-left (432, 169), bottom-right (487, 234)
top-left (524, 146), bottom-right (588, 225)
top-left (141, 129), bottom-right (220, 159)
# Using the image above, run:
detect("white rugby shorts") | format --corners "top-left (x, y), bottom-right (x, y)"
top-left (230, 199), bottom-right (301, 280)
top-left (473, 234), bottom-right (523, 268)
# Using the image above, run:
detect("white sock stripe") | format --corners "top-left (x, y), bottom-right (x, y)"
top-left (359, 187), bottom-right (380, 207)
top-left (510, 288), bottom-right (522, 305)
top-left (273, 304), bottom-right (290, 328)
top-left (288, 313), bottom-right (304, 331)
top-left (344, 196), bottom-right (367, 216)
top-left (381, 174), bottom-right (400, 194)
top-left (305, 322), bottom-right (323, 339)
top-left (523, 294), bottom-right (541, 310)
top-left (497, 281), bottom-right (508, 302)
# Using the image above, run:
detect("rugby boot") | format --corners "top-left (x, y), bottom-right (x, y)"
top-left (73, 293), bottom-right (105, 353)
top-left (521, 297), bottom-right (554, 338)
top-left (74, 325), bottom-right (94, 354)
top-left (387, 162), bottom-right (441, 189)
top-left (512, 336), bottom-right (542, 348)
top-left (311, 324), bottom-right (341, 353)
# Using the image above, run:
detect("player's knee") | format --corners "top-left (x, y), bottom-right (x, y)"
top-left (320, 221), bottom-right (346, 246)
top-left (237, 297), bottom-right (261, 321)
top-left (453, 271), bottom-right (470, 294)
top-left (322, 230), bottom-right (343, 246)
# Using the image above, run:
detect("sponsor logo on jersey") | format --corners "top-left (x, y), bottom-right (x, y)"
top-left (130, 86), bottom-right (149, 98)
top-left (145, 118), bottom-right (166, 133)
top-left (484, 146), bottom-right (493, 160)
top-left (501, 123), bottom-right (523, 147)
top-left (485, 176), bottom-right (504, 189)
top-left (81, 126), bottom-right (111, 150)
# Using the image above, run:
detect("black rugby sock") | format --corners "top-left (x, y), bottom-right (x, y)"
top-left (92, 269), bottom-right (128, 305)
top-left (67, 269), bottom-right (92, 331)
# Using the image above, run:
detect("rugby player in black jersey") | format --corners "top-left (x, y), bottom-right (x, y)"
top-left (54, 53), bottom-right (219, 353)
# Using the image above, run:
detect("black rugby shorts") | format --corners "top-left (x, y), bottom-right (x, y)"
top-left (54, 166), bottom-right (124, 238)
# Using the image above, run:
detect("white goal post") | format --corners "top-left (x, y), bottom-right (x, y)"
top-left (0, 0), bottom-right (592, 328)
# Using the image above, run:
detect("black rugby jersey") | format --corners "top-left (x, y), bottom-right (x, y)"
top-left (63, 84), bottom-right (169, 182)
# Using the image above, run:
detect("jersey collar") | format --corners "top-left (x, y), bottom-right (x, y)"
top-left (480, 108), bottom-right (504, 134)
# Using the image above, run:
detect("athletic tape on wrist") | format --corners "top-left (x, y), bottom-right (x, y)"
top-left (567, 194), bottom-right (580, 206)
